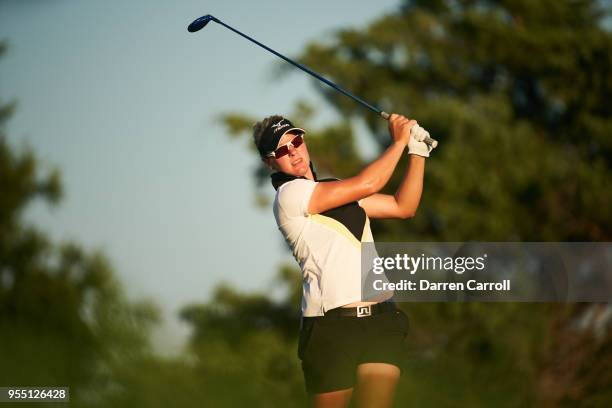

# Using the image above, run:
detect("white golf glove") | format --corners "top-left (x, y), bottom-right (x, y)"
top-left (408, 124), bottom-right (434, 157)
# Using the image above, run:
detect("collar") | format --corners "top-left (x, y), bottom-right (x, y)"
top-left (271, 161), bottom-right (318, 190)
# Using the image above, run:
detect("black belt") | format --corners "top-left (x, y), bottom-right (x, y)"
top-left (323, 301), bottom-right (396, 318)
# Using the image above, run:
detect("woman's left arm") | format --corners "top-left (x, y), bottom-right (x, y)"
top-left (359, 155), bottom-right (425, 219)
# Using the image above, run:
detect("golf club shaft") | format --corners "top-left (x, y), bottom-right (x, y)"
top-left (215, 20), bottom-right (383, 113)
top-left (194, 15), bottom-right (437, 148)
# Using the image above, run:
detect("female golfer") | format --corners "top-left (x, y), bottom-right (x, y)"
top-left (253, 114), bottom-right (432, 408)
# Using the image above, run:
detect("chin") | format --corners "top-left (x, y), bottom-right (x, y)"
top-left (281, 162), bottom-right (307, 176)
top-left (294, 163), bottom-right (309, 176)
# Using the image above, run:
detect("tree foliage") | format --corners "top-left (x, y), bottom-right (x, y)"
top-left (178, 265), bottom-right (306, 407)
top-left (0, 41), bottom-right (161, 407)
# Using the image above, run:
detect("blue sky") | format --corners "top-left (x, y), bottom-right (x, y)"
top-left (0, 0), bottom-right (400, 353)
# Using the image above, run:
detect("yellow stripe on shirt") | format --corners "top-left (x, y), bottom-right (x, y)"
top-left (310, 214), bottom-right (363, 249)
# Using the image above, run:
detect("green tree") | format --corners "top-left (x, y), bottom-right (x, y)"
top-left (178, 265), bottom-right (306, 407)
top-left (0, 41), bottom-right (161, 407)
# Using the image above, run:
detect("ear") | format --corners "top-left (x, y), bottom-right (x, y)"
top-left (262, 157), bottom-right (276, 171)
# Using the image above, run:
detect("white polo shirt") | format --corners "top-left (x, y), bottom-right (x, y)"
top-left (273, 178), bottom-right (389, 317)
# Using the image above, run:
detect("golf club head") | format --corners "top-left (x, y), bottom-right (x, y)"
top-left (188, 15), bottom-right (216, 32)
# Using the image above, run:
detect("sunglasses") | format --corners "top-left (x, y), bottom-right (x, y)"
top-left (266, 133), bottom-right (305, 159)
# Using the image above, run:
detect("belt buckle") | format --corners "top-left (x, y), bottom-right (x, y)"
top-left (356, 305), bottom-right (372, 317)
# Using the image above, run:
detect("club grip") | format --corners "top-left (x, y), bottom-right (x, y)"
top-left (381, 111), bottom-right (438, 148)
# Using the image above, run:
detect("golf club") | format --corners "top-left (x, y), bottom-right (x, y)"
top-left (188, 14), bottom-right (438, 148)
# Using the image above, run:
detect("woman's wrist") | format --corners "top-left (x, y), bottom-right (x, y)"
top-left (391, 140), bottom-right (408, 150)
top-left (407, 152), bottom-right (426, 162)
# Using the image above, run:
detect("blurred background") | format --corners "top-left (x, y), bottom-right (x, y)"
top-left (1, 0), bottom-right (611, 406)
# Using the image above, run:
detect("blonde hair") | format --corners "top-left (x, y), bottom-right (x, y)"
top-left (252, 115), bottom-right (284, 156)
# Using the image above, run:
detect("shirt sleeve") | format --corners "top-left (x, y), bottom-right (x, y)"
top-left (277, 179), bottom-right (317, 217)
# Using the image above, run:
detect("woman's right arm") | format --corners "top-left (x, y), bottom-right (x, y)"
top-left (307, 114), bottom-right (416, 215)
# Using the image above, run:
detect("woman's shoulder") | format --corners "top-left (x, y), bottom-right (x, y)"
top-left (276, 177), bottom-right (317, 195)
top-left (275, 178), bottom-right (317, 218)
top-left (317, 177), bottom-right (341, 183)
